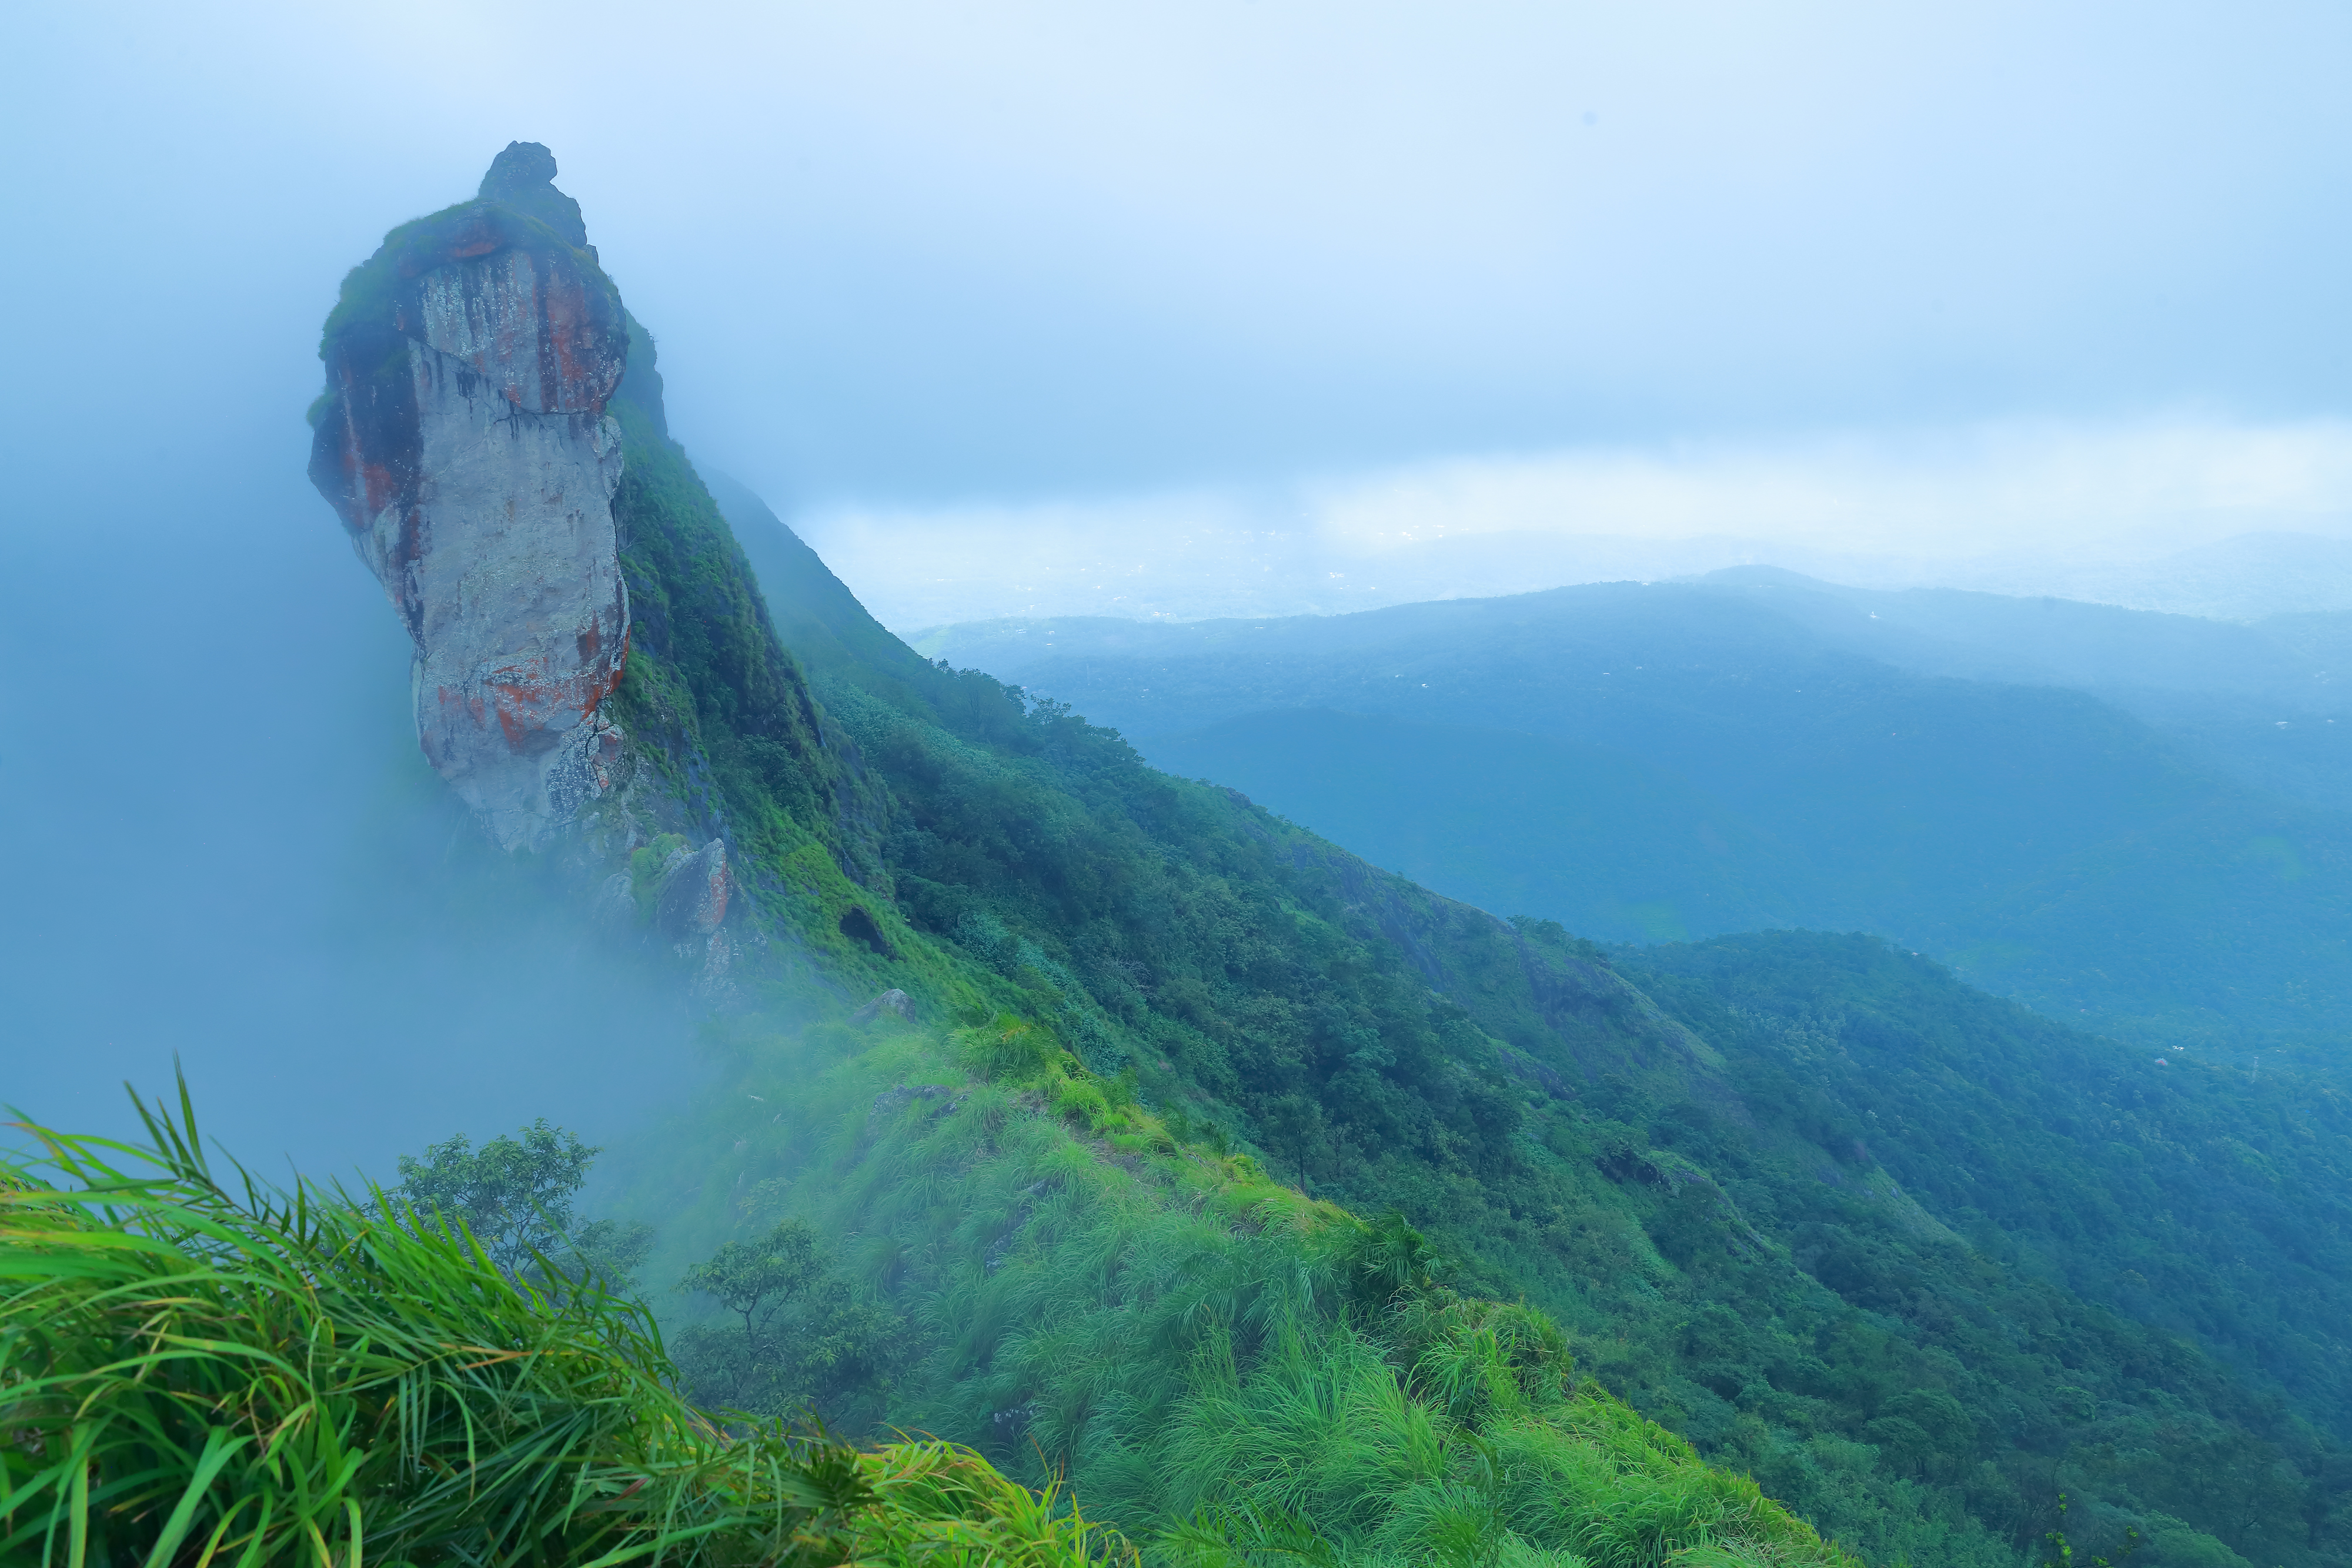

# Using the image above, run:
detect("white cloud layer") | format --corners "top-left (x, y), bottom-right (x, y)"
top-left (799, 419), bottom-right (2352, 630)
top-left (1312, 419), bottom-right (2352, 559)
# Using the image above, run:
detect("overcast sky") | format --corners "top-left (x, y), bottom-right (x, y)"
top-left (5, 0), bottom-right (2347, 518)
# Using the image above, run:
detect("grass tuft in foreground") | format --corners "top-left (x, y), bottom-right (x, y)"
top-left (0, 1076), bottom-right (1121, 1566)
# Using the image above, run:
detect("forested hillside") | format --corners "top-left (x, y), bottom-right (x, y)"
top-left (184, 152), bottom-right (2352, 1567)
top-left (631, 473), bottom-right (2352, 1566)
top-left (916, 591), bottom-right (2352, 1061)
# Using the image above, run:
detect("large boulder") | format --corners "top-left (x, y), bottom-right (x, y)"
top-left (655, 840), bottom-right (731, 940)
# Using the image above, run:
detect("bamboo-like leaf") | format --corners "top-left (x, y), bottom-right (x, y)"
top-left (140, 1426), bottom-right (252, 1568)
top-left (66, 1443), bottom-right (88, 1568)
top-left (4, 1086), bottom-right (1115, 1568)
top-left (186, 1490), bottom-right (256, 1568)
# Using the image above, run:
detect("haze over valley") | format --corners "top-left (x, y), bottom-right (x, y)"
top-left (913, 570), bottom-right (2352, 1067)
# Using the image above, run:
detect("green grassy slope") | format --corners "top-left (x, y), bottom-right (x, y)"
top-left (646, 1011), bottom-right (1860, 1566)
top-left (576, 359), bottom-right (1874, 1565)
top-left (666, 489), bottom-right (2351, 1564)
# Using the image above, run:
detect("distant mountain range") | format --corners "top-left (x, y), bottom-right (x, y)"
top-left (797, 499), bottom-right (2352, 628)
top-left (919, 574), bottom-right (2352, 1062)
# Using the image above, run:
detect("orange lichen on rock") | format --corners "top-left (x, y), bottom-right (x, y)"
top-left (309, 142), bottom-right (632, 849)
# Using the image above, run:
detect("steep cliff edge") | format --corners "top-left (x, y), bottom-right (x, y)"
top-left (309, 145), bottom-right (894, 995)
top-left (309, 143), bottom-right (631, 851)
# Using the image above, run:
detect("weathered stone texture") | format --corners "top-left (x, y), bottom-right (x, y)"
top-left (655, 840), bottom-right (732, 940)
top-left (311, 147), bottom-right (630, 850)
top-left (851, 988), bottom-right (913, 1024)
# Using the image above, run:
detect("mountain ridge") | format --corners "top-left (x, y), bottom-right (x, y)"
top-left (919, 584), bottom-right (2352, 1058)
top-left (297, 147), bottom-right (2352, 1566)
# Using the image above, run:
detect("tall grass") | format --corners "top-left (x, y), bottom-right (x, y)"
top-left (711, 1018), bottom-right (1863, 1568)
top-left (1136, 1300), bottom-right (1844, 1567)
top-left (0, 1078), bottom-right (1121, 1566)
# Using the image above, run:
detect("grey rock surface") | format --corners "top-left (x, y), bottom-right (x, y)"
top-left (851, 988), bottom-right (913, 1024)
top-left (655, 840), bottom-right (731, 940)
top-left (311, 147), bottom-right (632, 850)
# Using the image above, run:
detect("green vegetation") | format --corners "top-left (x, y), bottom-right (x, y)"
top-left (1127, 706), bottom-right (1815, 941)
top-left (701, 467), bottom-right (950, 720)
top-left (641, 1010), bottom-right (1857, 1567)
top-left (393, 1116), bottom-right (657, 1292)
top-left (393, 1118), bottom-right (600, 1273)
top-left (292, 153), bottom-right (2352, 1566)
top-left (602, 335), bottom-right (898, 910)
top-left (0, 1084), bottom-right (1115, 1566)
top-left (1611, 932), bottom-right (2352, 1563)
top-left (670, 1216), bottom-right (904, 1436)
top-left (634, 387), bottom-right (2352, 1564)
top-left (643, 868), bottom-right (2352, 1562)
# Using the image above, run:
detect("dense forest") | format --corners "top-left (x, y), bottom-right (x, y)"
top-left (916, 589), bottom-right (2352, 1066)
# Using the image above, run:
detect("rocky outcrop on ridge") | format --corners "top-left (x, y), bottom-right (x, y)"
top-left (310, 142), bottom-right (631, 851)
top-left (654, 839), bottom-right (732, 942)
top-left (312, 145), bottom-right (906, 1008)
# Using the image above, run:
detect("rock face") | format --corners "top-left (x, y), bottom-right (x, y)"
top-left (653, 839), bottom-right (737, 999)
top-left (310, 143), bottom-right (631, 850)
top-left (654, 840), bottom-right (732, 940)
top-left (851, 988), bottom-right (913, 1024)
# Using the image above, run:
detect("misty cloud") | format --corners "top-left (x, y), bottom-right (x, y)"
top-left (800, 417), bottom-right (2352, 630)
